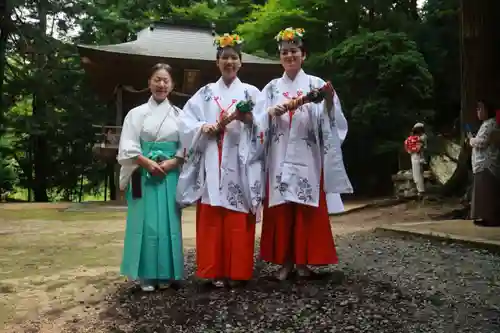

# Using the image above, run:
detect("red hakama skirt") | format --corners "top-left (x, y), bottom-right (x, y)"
top-left (195, 133), bottom-right (256, 281)
top-left (260, 176), bottom-right (338, 265)
top-left (195, 202), bottom-right (256, 280)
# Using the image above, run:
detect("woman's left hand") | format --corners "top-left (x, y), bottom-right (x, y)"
top-left (324, 85), bottom-right (334, 102)
top-left (236, 111), bottom-right (253, 124)
top-left (160, 159), bottom-right (178, 173)
top-left (323, 86), bottom-right (334, 114)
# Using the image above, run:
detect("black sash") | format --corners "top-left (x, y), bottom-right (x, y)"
top-left (131, 169), bottom-right (142, 199)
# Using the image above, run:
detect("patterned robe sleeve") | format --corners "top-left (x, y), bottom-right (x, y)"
top-left (176, 87), bottom-right (211, 207)
top-left (247, 82), bottom-right (275, 163)
top-left (242, 82), bottom-right (277, 212)
top-left (237, 85), bottom-right (263, 214)
top-left (470, 119), bottom-right (496, 149)
top-left (314, 78), bottom-right (353, 194)
top-left (178, 87), bottom-right (212, 155)
top-left (333, 94), bottom-right (348, 144)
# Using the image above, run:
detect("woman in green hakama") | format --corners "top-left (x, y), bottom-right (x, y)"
top-left (117, 63), bottom-right (184, 291)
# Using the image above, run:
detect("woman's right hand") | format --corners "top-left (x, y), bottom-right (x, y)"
top-left (150, 161), bottom-right (167, 176)
top-left (269, 104), bottom-right (288, 117)
top-left (136, 155), bottom-right (164, 176)
top-left (137, 156), bottom-right (165, 177)
top-left (202, 124), bottom-right (218, 137)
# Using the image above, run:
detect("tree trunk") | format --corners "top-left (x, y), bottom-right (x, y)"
top-left (408, 0), bottom-right (418, 21)
top-left (460, 0), bottom-right (499, 124)
top-left (368, 0), bottom-right (375, 29)
top-left (78, 173), bottom-right (84, 202)
top-left (446, 0), bottom-right (499, 196)
top-left (108, 163), bottom-right (116, 200)
top-left (32, 95), bottom-right (49, 202)
top-left (0, 0), bottom-right (10, 133)
top-left (32, 0), bottom-right (49, 202)
top-left (104, 166), bottom-right (108, 201)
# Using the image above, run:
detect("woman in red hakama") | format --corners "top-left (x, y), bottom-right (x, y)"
top-left (178, 32), bottom-right (260, 288)
top-left (255, 27), bottom-right (352, 280)
top-left (196, 202), bottom-right (256, 283)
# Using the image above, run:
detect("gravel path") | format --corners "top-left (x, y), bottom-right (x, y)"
top-left (69, 231), bottom-right (500, 333)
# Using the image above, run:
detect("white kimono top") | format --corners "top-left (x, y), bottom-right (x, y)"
top-left (117, 97), bottom-right (183, 190)
top-left (471, 118), bottom-right (499, 176)
top-left (176, 77), bottom-right (260, 213)
top-left (247, 69), bottom-right (353, 209)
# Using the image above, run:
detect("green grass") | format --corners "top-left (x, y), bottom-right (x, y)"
top-left (0, 208), bottom-right (125, 221)
top-left (8, 186), bottom-right (108, 202)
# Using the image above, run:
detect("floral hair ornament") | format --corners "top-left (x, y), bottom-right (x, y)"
top-left (213, 33), bottom-right (244, 51)
top-left (275, 27), bottom-right (305, 49)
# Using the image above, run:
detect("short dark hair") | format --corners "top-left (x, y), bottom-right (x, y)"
top-left (150, 63), bottom-right (173, 79)
top-left (216, 47), bottom-right (242, 60)
top-left (278, 39), bottom-right (307, 54)
top-left (478, 99), bottom-right (496, 119)
top-left (149, 63), bottom-right (177, 112)
top-left (411, 127), bottom-right (425, 135)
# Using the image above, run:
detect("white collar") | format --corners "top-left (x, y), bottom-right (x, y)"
top-left (281, 69), bottom-right (307, 84)
top-left (147, 96), bottom-right (175, 116)
top-left (215, 76), bottom-right (241, 91)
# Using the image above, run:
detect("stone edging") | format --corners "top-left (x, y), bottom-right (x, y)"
top-left (330, 197), bottom-right (410, 217)
top-left (375, 223), bottom-right (500, 253)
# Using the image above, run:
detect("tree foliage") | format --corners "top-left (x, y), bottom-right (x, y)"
top-left (0, 0), bottom-right (462, 199)
top-left (310, 30), bottom-right (434, 192)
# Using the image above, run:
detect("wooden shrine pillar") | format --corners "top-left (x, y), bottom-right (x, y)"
top-left (114, 85), bottom-right (125, 203)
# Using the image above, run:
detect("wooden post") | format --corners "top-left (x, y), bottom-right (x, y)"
top-left (460, 0), bottom-right (498, 128)
top-left (114, 85), bottom-right (123, 202)
top-left (116, 85), bottom-right (123, 126)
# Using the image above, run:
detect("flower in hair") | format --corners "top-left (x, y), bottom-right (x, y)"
top-left (214, 33), bottom-right (244, 48)
top-left (275, 27), bottom-right (305, 42)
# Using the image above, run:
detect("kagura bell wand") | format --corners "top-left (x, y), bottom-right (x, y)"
top-left (270, 81), bottom-right (335, 115)
top-left (215, 99), bottom-right (255, 133)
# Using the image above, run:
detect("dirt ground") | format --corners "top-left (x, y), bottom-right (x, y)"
top-left (0, 199), bottom-right (463, 332)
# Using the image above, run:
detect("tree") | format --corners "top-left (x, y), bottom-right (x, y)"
top-left (4, 0), bottom-right (112, 201)
top-left (418, 0), bottom-right (460, 133)
top-left (0, 139), bottom-right (16, 200)
top-left (1, 0), bottom-right (464, 199)
top-left (0, 0), bottom-right (9, 137)
top-left (310, 31), bottom-right (433, 193)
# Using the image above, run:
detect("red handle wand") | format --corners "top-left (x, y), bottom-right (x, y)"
top-left (215, 99), bottom-right (255, 133)
top-left (283, 81), bottom-right (334, 111)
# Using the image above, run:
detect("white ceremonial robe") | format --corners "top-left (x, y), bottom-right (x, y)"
top-left (327, 193), bottom-right (345, 214)
top-left (117, 97), bottom-right (183, 190)
top-left (176, 77), bottom-right (260, 213)
top-left (326, 109), bottom-right (348, 214)
top-left (247, 69), bottom-right (353, 209)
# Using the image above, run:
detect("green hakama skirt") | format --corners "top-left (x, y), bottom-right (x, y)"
top-left (120, 140), bottom-right (184, 281)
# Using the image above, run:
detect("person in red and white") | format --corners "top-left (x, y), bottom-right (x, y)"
top-left (176, 33), bottom-right (260, 288)
top-left (404, 122), bottom-right (427, 195)
top-left (246, 27), bottom-right (353, 281)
